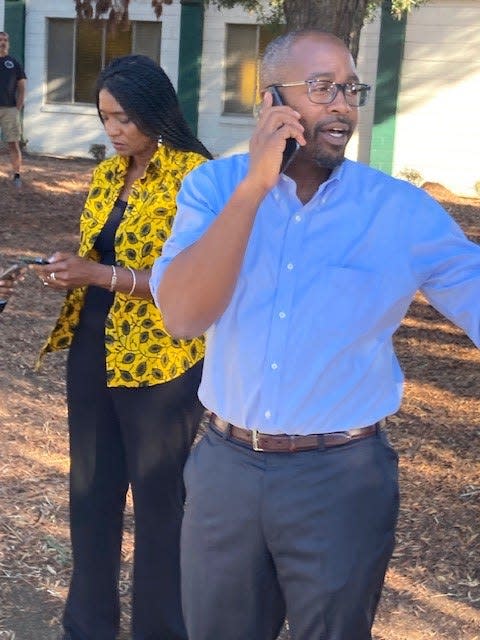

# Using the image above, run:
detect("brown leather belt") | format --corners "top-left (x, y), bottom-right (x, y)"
top-left (208, 413), bottom-right (380, 453)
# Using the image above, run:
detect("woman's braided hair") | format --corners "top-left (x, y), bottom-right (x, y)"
top-left (96, 54), bottom-right (212, 159)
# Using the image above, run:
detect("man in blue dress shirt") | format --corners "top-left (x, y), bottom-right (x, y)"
top-left (150, 29), bottom-right (480, 640)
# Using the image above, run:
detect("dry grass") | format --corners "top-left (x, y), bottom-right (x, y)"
top-left (0, 155), bottom-right (479, 639)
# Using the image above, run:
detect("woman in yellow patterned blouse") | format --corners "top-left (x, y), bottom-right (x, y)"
top-left (34, 55), bottom-right (211, 640)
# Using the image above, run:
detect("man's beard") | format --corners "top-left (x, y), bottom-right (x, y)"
top-left (307, 116), bottom-right (353, 170)
top-left (312, 148), bottom-right (346, 170)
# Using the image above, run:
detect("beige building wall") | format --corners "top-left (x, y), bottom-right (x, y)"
top-left (198, 6), bottom-right (381, 162)
top-left (23, 0), bottom-right (180, 158)
top-left (346, 13), bottom-right (381, 164)
top-left (20, 0), bottom-right (479, 197)
top-left (197, 4), bottom-right (259, 157)
top-left (394, 0), bottom-right (480, 196)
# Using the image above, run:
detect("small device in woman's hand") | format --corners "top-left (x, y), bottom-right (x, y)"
top-left (17, 255), bottom-right (50, 265)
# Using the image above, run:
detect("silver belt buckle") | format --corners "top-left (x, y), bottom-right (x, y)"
top-left (252, 429), bottom-right (264, 452)
top-left (330, 431), bottom-right (352, 445)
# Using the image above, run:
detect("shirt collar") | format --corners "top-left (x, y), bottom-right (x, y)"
top-left (277, 159), bottom-right (346, 202)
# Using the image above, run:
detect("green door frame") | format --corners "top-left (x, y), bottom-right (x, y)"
top-left (177, 0), bottom-right (205, 135)
top-left (369, 0), bottom-right (407, 174)
top-left (4, 0), bottom-right (25, 65)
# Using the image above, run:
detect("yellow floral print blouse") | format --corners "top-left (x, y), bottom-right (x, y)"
top-left (38, 144), bottom-right (206, 387)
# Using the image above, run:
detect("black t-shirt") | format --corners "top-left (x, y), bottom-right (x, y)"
top-left (0, 55), bottom-right (26, 107)
top-left (80, 198), bottom-right (128, 329)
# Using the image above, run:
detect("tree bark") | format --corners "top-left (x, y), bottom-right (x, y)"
top-left (86, 0), bottom-right (371, 61)
top-left (282, 0), bottom-right (371, 61)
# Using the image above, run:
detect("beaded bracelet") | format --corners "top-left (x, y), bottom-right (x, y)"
top-left (109, 265), bottom-right (117, 292)
top-left (126, 266), bottom-right (136, 296)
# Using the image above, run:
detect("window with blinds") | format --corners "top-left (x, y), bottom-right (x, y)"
top-left (223, 23), bottom-right (283, 116)
top-left (46, 19), bottom-right (162, 105)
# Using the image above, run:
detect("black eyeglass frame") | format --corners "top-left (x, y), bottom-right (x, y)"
top-left (267, 80), bottom-right (371, 107)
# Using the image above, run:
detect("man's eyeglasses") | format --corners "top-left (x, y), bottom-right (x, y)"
top-left (267, 80), bottom-right (371, 108)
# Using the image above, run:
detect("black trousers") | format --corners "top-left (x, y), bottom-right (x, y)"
top-left (182, 426), bottom-right (399, 640)
top-left (64, 320), bottom-right (204, 640)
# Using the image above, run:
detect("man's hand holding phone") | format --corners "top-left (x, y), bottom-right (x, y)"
top-left (268, 86), bottom-right (301, 172)
top-left (0, 263), bottom-right (26, 313)
top-left (249, 90), bottom-right (305, 187)
top-left (0, 255), bottom-right (51, 312)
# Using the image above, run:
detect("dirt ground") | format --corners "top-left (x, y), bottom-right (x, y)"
top-left (0, 153), bottom-right (479, 640)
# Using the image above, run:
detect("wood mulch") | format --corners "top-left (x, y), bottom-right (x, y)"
top-left (0, 155), bottom-right (479, 639)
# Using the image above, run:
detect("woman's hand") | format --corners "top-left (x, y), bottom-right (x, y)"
top-left (32, 252), bottom-right (105, 290)
top-left (33, 253), bottom-right (153, 299)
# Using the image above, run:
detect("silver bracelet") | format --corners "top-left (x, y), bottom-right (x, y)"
top-left (126, 266), bottom-right (136, 296)
top-left (109, 265), bottom-right (117, 292)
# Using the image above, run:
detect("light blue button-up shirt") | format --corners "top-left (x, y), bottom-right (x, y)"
top-left (151, 155), bottom-right (480, 435)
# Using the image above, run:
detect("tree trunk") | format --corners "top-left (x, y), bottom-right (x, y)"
top-left (282, 0), bottom-right (370, 62)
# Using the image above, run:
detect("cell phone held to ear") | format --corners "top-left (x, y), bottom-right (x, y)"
top-left (269, 86), bottom-right (300, 173)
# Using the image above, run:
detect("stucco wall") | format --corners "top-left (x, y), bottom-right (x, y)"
top-left (21, 0), bottom-right (480, 197)
top-left (346, 14), bottom-right (381, 165)
top-left (197, 5), bottom-right (381, 162)
top-left (197, 5), bottom-right (259, 158)
top-left (24, 0), bottom-right (380, 162)
top-left (394, 0), bottom-right (480, 196)
top-left (23, 0), bottom-right (180, 158)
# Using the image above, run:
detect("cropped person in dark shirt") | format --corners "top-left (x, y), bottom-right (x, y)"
top-left (0, 31), bottom-right (26, 187)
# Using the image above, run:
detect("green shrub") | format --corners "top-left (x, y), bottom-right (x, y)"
top-left (396, 167), bottom-right (424, 187)
top-left (89, 143), bottom-right (106, 163)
